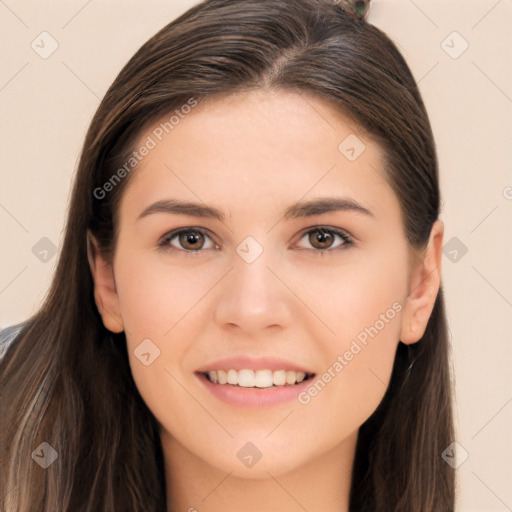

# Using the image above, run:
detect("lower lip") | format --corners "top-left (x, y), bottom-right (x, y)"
top-left (196, 372), bottom-right (315, 408)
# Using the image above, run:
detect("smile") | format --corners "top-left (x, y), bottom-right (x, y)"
top-left (196, 356), bottom-right (316, 406)
top-left (204, 369), bottom-right (313, 388)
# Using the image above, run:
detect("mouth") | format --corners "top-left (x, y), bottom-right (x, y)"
top-left (201, 369), bottom-right (315, 389)
top-left (195, 356), bottom-right (316, 407)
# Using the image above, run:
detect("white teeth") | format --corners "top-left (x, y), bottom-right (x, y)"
top-left (255, 370), bottom-right (273, 388)
top-left (238, 369), bottom-right (255, 387)
top-left (273, 370), bottom-right (286, 386)
top-left (285, 371), bottom-right (296, 385)
top-left (205, 369), bottom-right (309, 388)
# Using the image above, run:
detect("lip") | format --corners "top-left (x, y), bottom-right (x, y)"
top-left (196, 356), bottom-right (312, 373)
top-left (196, 371), bottom-right (315, 408)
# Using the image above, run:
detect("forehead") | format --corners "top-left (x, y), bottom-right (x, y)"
top-left (119, 89), bottom-right (398, 224)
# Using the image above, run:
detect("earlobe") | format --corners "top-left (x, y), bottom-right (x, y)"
top-left (400, 220), bottom-right (444, 345)
top-left (86, 231), bottom-right (124, 333)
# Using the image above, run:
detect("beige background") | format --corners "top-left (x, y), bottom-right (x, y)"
top-left (1, 0), bottom-right (511, 510)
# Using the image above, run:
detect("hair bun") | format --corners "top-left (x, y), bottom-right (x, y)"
top-left (332, 0), bottom-right (371, 20)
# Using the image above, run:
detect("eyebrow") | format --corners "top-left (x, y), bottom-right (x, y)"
top-left (283, 197), bottom-right (374, 220)
top-left (137, 197), bottom-right (374, 222)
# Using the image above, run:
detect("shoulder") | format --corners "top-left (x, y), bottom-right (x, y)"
top-left (0, 323), bottom-right (26, 359)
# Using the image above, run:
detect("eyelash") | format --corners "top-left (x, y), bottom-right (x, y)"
top-left (157, 226), bottom-right (354, 256)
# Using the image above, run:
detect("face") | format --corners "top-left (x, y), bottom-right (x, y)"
top-left (90, 89), bottom-right (443, 479)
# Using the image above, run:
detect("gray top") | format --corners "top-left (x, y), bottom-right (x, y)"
top-left (0, 323), bottom-right (25, 359)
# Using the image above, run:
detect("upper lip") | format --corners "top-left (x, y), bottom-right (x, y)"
top-left (196, 356), bottom-right (314, 374)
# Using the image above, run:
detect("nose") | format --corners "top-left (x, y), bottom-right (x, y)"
top-left (213, 244), bottom-right (293, 335)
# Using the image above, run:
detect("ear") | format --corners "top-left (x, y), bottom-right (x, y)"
top-left (87, 231), bottom-right (124, 333)
top-left (400, 220), bottom-right (444, 345)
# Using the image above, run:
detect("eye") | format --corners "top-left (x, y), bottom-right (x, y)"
top-left (158, 228), bottom-right (219, 253)
top-left (157, 226), bottom-right (353, 255)
top-left (295, 226), bottom-right (353, 254)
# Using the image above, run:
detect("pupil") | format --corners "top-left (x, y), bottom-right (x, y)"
top-left (181, 231), bottom-right (203, 249)
top-left (311, 229), bottom-right (332, 249)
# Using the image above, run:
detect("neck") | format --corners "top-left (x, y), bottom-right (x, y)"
top-left (161, 430), bottom-right (358, 512)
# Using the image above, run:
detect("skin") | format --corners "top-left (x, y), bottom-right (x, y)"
top-left (89, 89), bottom-right (443, 512)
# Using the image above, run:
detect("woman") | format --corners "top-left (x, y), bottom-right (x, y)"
top-left (0, 0), bottom-right (455, 510)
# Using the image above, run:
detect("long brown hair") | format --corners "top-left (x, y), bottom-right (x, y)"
top-left (0, 0), bottom-right (455, 510)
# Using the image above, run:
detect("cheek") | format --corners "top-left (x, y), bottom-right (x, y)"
top-left (290, 243), bottom-right (407, 346)
top-left (111, 251), bottom-right (221, 398)
top-left (111, 251), bottom-right (220, 431)
top-left (113, 250), bottom-right (221, 340)
top-left (293, 247), bottom-right (407, 422)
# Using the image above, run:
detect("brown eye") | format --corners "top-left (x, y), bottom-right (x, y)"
top-left (309, 228), bottom-right (335, 250)
top-left (179, 230), bottom-right (205, 250)
top-left (159, 228), bottom-right (217, 253)
top-left (297, 227), bottom-right (353, 253)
